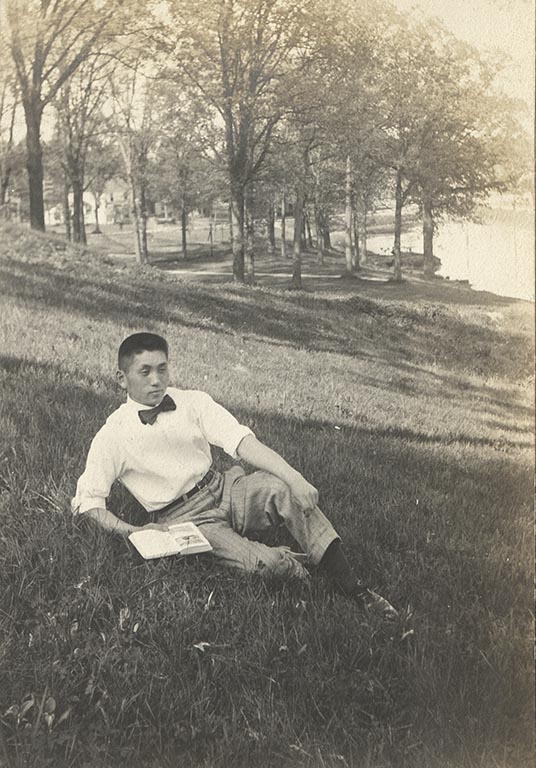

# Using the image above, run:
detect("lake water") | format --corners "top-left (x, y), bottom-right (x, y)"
top-left (366, 205), bottom-right (534, 302)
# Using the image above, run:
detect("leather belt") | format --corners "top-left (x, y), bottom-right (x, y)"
top-left (156, 469), bottom-right (216, 516)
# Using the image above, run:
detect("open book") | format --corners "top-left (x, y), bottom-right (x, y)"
top-left (129, 521), bottom-right (213, 560)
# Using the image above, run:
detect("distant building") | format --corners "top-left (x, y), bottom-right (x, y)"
top-left (44, 179), bottom-right (133, 227)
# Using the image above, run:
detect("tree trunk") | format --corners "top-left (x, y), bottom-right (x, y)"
top-left (93, 194), bottom-right (102, 234)
top-left (139, 187), bottom-right (148, 261)
top-left (422, 192), bottom-right (434, 278)
top-left (323, 218), bottom-right (331, 250)
top-left (131, 182), bottom-right (148, 264)
top-left (63, 179), bottom-right (72, 241)
top-left (344, 155), bottom-right (353, 273)
top-left (0, 170), bottom-right (10, 207)
top-left (267, 200), bottom-right (276, 253)
top-left (72, 175), bottom-right (86, 244)
top-left (0, 178), bottom-right (8, 209)
top-left (181, 197), bottom-right (188, 259)
top-left (80, 191), bottom-right (86, 244)
top-left (292, 188), bottom-right (304, 288)
top-left (352, 201), bottom-right (360, 271)
top-left (393, 169), bottom-right (403, 282)
top-left (315, 206), bottom-right (324, 264)
top-left (245, 189), bottom-right (255, 284)
top-left (231, 187), bottom-right (245, 281)
top-left (25, 103), bottom-right (45, 231)
top-left (228, 200), bottom-right (233, 244)
top-left (305, 212), bottom-right (313, 248)
top-left (280, 194), bottom-right (287, 259)
top-left (0, 95), bottom-right (16, 208)
top-left (132, 194), bottom-right (142, 260)
top-left (360, 208), bottom-right (368, 267)
top-left (209, 214), bottom-right (214, 257)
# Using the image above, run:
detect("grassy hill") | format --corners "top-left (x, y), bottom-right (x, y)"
top-left (0, 223), bottom-right (533, 768)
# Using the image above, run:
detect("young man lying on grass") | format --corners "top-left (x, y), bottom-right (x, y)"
top-left (72, 332), bottom-right (398, 621)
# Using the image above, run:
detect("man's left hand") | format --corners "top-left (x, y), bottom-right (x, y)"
top-left (288, 473), bottom-right (319, 511)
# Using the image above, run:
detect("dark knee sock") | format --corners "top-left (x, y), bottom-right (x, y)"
top-left (319, 539), bottom-right (366, 597)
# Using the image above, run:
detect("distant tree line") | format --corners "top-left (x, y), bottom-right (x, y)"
top-left (0, 0), bottom-right (530, 285)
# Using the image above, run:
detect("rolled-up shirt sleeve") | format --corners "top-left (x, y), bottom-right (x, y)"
top-left (71, 427), bottom-right (122, 515)
top-left (194, 392), bottom-right (254, 458)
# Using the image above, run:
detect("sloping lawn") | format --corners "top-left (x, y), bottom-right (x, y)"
top-left (0, 223), bottom-right (533, 767)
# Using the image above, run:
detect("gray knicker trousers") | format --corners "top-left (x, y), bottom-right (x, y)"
top-left (158, 466), bottom-right (339, 579)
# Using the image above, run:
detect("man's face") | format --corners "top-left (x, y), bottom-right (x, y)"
top-left (116, 350), bottom-right (170, 406)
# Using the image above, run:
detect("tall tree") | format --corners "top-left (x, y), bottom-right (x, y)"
top-left (150, 85), bottom-right (216, 260)
top-left (5, 0), bottom-right (124, 230)
top-left (365, 11), bottom-right (425, 282)
top-left (54, 52), bottom-right (114, 242)
top-left (85, 135), bottom-right (122, 234)
top-left (352, 157), bottom-right (389, 269)
top-left (43, 134), bottom-right (72, 233)
top-left (403, 24), bottom-right (530, 277)
top-left (162, 0), bottom-right (312, 282)
top-left (0, 50), bottom-right (19, 212)
top-left (374, 16), bottom-right (527, 281)
top-left (289, 0), bottom-right (389, 275)
top-left (290, 130), bottom-right (316, 288)
top-left (110, 58), bottom-right (157, 263)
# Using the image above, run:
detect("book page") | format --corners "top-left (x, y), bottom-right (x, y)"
top-left (129, 522), bottom-right (212, 559)
top-left (168, 522), bottom-right (212, 554)
top-left (129, 529), bottom-right (178, 559)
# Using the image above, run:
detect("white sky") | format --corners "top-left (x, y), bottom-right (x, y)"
top-left (393, 0), bottom-right (535, 113)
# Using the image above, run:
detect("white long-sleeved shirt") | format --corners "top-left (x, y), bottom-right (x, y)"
top-left (71, 387), bottom-right (253, 514)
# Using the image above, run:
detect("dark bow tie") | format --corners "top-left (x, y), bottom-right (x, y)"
top-left (138, 394), bottom-right (176, 425)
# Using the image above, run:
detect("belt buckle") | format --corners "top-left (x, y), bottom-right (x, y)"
top-left (197, 470), bottom-right (211, 491)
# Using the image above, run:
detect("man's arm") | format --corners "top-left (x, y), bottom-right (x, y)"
top-left (236, 434), bottom-right (319, 510)
top-left (73, 428), bottom-right (169, 536)
top-left (84, 507), bottom-right (169, 536)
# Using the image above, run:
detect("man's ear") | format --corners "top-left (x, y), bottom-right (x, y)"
top-left (116, 369), bottom-right (127, 391)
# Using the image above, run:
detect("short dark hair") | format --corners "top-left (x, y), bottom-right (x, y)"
top-left (118, 333), bottom-right (169, 371)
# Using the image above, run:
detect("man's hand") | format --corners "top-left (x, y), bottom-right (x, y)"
top-left (237, 436), bottom-right (321, 511)
top-left (142, 522), bottom-right (170, 533)
top-left (287, 473), bottom-right (319, 512)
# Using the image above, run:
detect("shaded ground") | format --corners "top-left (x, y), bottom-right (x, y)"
top-left (69, 222), bottom-right (523, 309)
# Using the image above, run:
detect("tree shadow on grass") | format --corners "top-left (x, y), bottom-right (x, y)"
top-left (346, 271), bottom-right (524, 308)
top-left (327, 355), bottom-right (533, 428)
top-left (1, 254), bottom-right (532, 442)
top-left (0, 259), bottom-right (531, 383)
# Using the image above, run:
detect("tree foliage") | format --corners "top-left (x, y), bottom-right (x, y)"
top-left (4, 0), bottom-right (126, 229)
top-left (158, 0), bottom-right (316, 280)
top-left (1, 0), bottom-right (529, 285)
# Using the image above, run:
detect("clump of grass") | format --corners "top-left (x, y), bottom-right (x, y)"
top-left (0, 223), bottom-right (533, 767)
